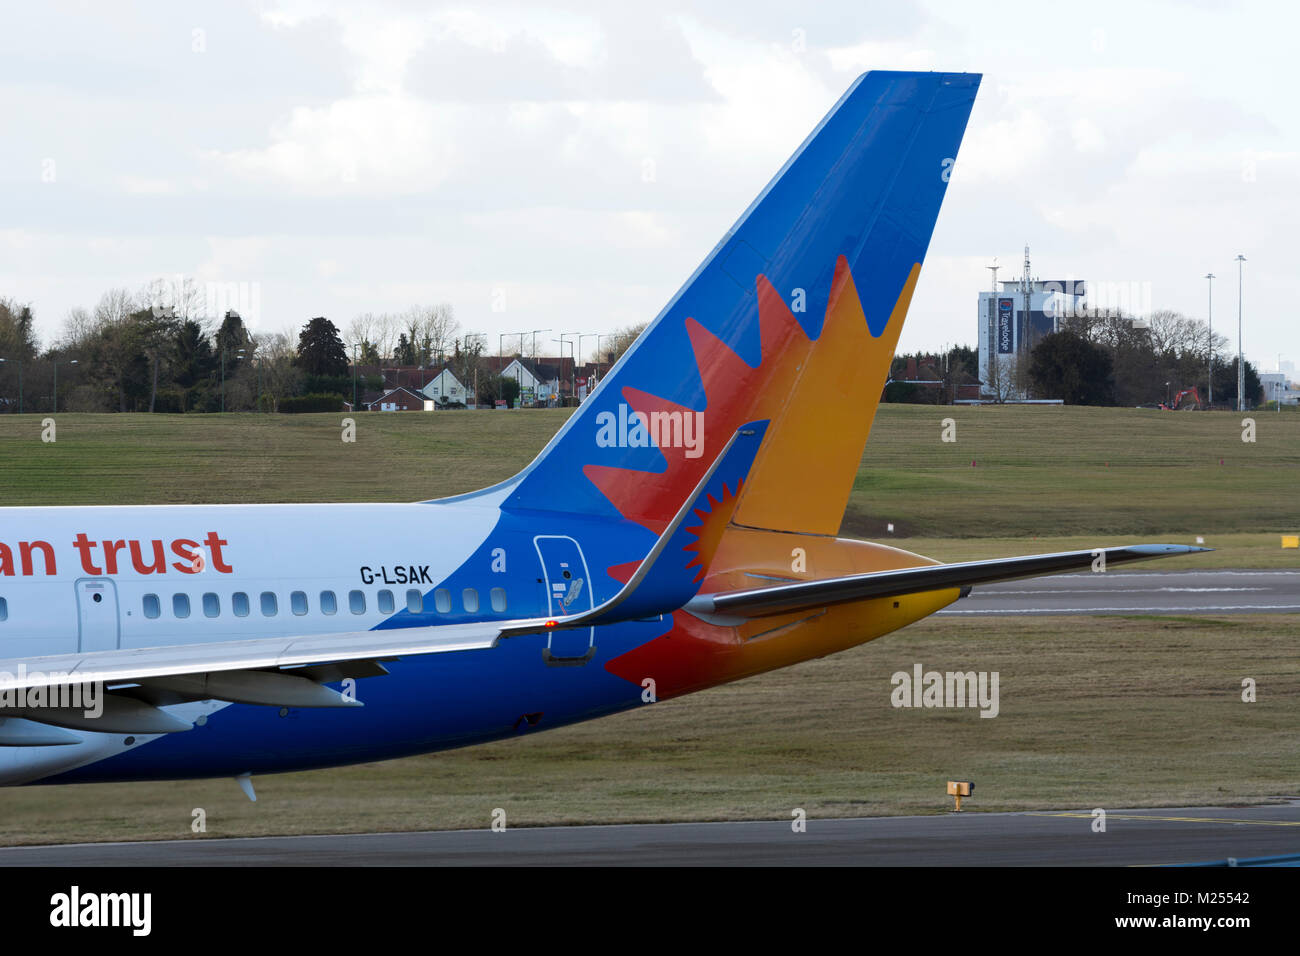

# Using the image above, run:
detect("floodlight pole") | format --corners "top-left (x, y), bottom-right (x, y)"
top-left (1205, 273), bottom-right (1214, 408)
top-left (53, 359), bottom-right (77, 413)
top-left (1235, 255), bottom-right (1246, 411)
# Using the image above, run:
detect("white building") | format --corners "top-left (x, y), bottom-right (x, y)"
top-left (419, 367), bottom-right (470, 406)
top-left (978, 278), bottom-right (1087, 400)
top-left (500, 358), bottom-right (561, 405)
top-left (1259, 371), bottom-right (1299, 406)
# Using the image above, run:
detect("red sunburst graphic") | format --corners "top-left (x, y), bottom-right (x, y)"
top-left (583, 272), bottom-right (815, 533)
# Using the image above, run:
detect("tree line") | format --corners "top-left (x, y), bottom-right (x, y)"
top-left (1024, 309), bottom-right (1261, 407)
top-left (885, 312), bottom-right (1263, 408)
top-left (1, 289), bottom-right (338, 413)
top-left (0, 282), bottom-right (650, 413)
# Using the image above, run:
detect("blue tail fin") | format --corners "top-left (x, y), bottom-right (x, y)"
top-left (492, 71), bottom-right (980, 532)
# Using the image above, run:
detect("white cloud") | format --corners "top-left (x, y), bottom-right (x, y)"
top-left (3, 0), bottom-right (1296, 370)
top-left (824, 39), bottom-right (939, 73)
top-left (207, 95), bottom-right (461, 194)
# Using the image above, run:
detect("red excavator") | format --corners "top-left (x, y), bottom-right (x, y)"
top-left (1159, 387), bottom-right (1202, 410)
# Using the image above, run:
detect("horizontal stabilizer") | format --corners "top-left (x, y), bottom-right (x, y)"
top-left (686, 545), bottom-right (1210, 621)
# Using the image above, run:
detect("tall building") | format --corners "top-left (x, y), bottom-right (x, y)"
top-left (978, 277), bottom-right (1086, 400)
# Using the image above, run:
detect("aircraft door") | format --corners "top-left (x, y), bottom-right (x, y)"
top-left (75, 578), bottom-right (120, 652)
top-left (533, 535), bottom-right (595, 665)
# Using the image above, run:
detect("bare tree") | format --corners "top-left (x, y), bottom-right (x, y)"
top-left (984, 351), bottom-right (1022, 403)
top-left (407, 303), bottom-right (459, 365)
top-left (372, 312), bottom-right (399, 364)
top-left (93, 287), bottom-right (136, 328)
top-left (60, 307), bottom-right (95, 351)
top-left (141, 275), bottom-right (205, 323)
top-left (1145, 309), bottom-right (1205, 359)
top-left (345, 313), bottom-right (376, 360)
top-left (604, 322), bottom-right (647, 367)
top-left (253, 330), bottom-right (303, 412)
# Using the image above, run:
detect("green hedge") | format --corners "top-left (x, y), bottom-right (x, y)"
top-left (279, 392), bottom-right (345, 414)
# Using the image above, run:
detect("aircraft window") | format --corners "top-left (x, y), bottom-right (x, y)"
top-left (173, 593), bottom-right (191, 619)
top-left (291, 591), bottom-right (308, 616)
top-left (490, 587), bottom-right (507, 612)
top-left (232, 592), bottom-right (250, 617)
top-left (260, 591), bottom-right (278, 616)
top-left (142, 594), bottom-right (160, 619)
top-left (349, 590), bottom-right (366, 614)
top-left (462, 588), bottom-right (479, 613)
top-left (202, 593), bottom-right (220, 618)
top-left (320, 590), bottom-right (337, 615)
top-left (433, 589), bottom-right (451, 613)
top-left (378, 590), bottom-right (395, 614)
top-left (0, 597), bottom-right (7, 621)
top-left (406, 589), bottom-right (422, 613)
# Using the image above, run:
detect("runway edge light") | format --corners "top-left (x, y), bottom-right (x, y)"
top-left (947, 780), bottom-right (974, 811)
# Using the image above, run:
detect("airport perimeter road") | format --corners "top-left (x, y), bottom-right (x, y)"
top-left (939, 569), bottom-right (1300, 616)
top-left (1, 805), bottom-right (1298, 866)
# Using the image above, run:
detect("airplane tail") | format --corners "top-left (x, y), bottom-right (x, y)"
top-left (498, 71), bottom-right (980, 536)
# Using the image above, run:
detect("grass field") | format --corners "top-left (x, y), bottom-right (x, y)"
top-left (0, 405), bottom-right (1294, 844)
top-left (0, 404), bottom-right (1296, 540)
top-left (0, 614), bottom-right (1294, 846)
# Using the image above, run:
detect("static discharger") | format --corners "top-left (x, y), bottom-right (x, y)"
top-left (947, 780), bottom-right (974, 812)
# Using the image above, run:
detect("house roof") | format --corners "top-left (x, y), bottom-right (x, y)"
top-left (367, 386), bottom-right (426, 409)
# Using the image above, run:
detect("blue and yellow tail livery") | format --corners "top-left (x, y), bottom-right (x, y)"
top-left (502, 71), bottom-right (982, 536)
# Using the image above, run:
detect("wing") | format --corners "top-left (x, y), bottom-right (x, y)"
top-left (683, 544), bottom-right (1209, 623)
top-left (0, 621), bottom-right (512, 737)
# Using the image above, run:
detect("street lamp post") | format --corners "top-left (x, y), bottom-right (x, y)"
top-left (528, 328), bottom-right (550, 362)
top-left (524, 328), bottom-right (550, 405)
top-left (579, 333), bottom-right (601, 401)
top-left (53, 358), bottom-right (77, 413)
top-left (553, 336), bottom-right (576, 407)
top-left (1234, 255), bottom-right (1246, 412)
top-left (221, 347), bottom-right (246, 412)
top-left (558, 332), bottom-right (578, 403)
top-left (461, 333), bottom-right (484, 407)
top-left (1205, 272), bottom-right (1214, 408)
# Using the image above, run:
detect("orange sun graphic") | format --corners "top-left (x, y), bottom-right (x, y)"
top-left (682, 477), bottom-right (744, 582)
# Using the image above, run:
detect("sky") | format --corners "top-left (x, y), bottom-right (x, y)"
top-left (1, 0), bottom-right (1296, 371)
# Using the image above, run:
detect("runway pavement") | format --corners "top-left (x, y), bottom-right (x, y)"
top-left (1, 804), bottom-right (1298, 866)
top-left (940, 569), bottom-right (1300, 616)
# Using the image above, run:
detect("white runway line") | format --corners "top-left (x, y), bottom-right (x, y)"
top-left (938, 604), bottom-right (1300, 615)
top-left (977, 587), bottom-right (1271, 595)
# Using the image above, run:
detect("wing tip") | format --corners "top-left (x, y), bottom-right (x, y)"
top-left (1126, 543), bottom-right (1215, 556)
